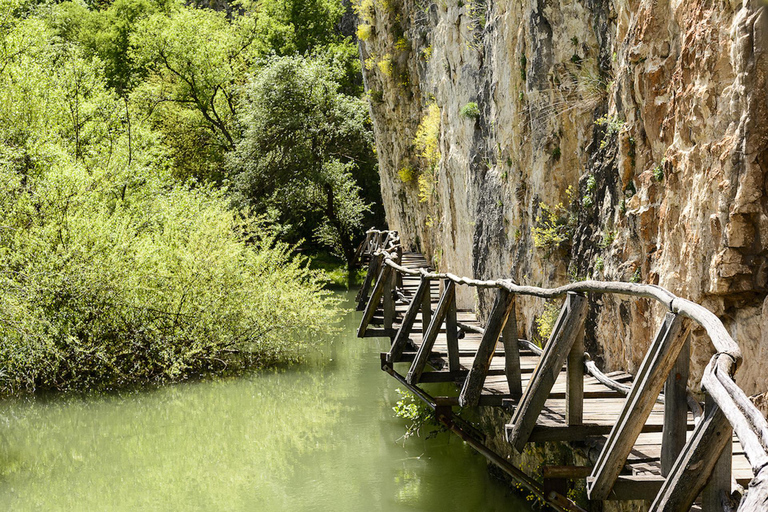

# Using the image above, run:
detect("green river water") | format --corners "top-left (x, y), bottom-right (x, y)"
top-left (0, 292), bottom-right (532, 511)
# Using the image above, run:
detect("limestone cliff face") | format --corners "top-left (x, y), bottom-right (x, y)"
top-left (358, 0), bottom-right (768, 392)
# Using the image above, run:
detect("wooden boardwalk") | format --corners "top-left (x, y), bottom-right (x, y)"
top-left (354, 239), bottom-right (768, 512)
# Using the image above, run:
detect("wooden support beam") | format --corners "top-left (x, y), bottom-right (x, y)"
top-left (357, 263), bottom-right (393, 338)
top-left (445, 280), bottom-right (460, 372)
top-left (587, 313), bottom-right (689, 500)
top-left (607, 475), bottom-right (664, 501)
top-left (661, 339), bottom-right (690, 476)
top-left (406, 281), bottom-right (456, 385)
top-left (566, 324), bottom-right (585, 426)
top-left (507, 293), bottom-right (588, 452)
top-left (388, 277), bottom-right (431, 363)
top-left (355, 253), bottom-right (381, 310)
top-left (382, 262), bottom-right (397, 335)
top-left (502, 295), bottom-right (523, 399)
top-left (459, 289), bottom-right (516, 407)
top-left (421, 278), bottom-right (432, 330)
top-left (523, 421), bottom-right (690, 443)
top-left (649, 401), bottom-right (732, 512)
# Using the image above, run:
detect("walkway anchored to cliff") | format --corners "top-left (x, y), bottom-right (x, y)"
top-left (354, 229), bottom-right (768, 512)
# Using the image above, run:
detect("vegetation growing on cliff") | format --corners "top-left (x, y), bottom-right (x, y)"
top-left (0, 0), bottom-right (378, 393)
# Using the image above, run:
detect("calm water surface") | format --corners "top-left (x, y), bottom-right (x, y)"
top-left (0, 292), bottom-right (532, 511)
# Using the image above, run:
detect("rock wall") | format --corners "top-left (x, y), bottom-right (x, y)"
top-left (358, 0), bottom-right (768, 393)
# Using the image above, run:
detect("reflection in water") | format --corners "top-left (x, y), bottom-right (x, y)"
top-left (0, 292), bottom-right (532, 511)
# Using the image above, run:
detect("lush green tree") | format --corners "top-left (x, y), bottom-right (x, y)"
top-left (229, 55), bottom-right (374, 270)
top-left (0, 4), bottom-right (338, 394)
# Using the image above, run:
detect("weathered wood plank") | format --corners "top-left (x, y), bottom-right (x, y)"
top-left (507, 292), bottom-right (588, 452)
top-left (649, 402), bottom-right (732, 512)
top-left (357, 263), bottom-right (393, 337)
top-left (661, 339), bottom-right (690, 476)
top-left (445, 280), bottom-right (460, 372)
top-left (387, 277), bottom-right (431, 363)
top-left (701, 395), bottom-right (733, 512)
top-left (502, 296), bottom-right (523, 399)
top-left (459, 289), bottom-right (516, 407)
top-left (421, 278), bottom-right (432, 330)
top-left (607, 475), bottom-right (664, 501)
top-left (406, 281), bottom-right (456, 385)
top-left (566, 325), bottom-right (585, 426)
top-left (587, 313), bottom-right (689, 500)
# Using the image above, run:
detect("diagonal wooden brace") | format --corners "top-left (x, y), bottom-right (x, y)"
top-left (506, 292), bottom-right (588, 452)
top-left (406, 281), bottom-right (456, 385)
top-left (459, 288), bottom-right (516, 407)
top-left (587, 312), bottom-right (690, 500)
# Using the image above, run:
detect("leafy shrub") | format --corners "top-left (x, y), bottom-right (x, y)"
top-left (532, 201), bottom-right (574, 255)
top-left (0, 162), bottom-right (337, 394)
top-left (398, 165), bottom-right (416, 183)
top-left (356, 23), bottom-right (372, 41)
top-left (459, 101), bottom-right (480, 119)
top-left (535, 302), bottom-right (561, 344)
top-left (393, 388), bottom-right (438, 441)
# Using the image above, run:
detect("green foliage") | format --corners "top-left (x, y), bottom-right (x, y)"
top-left (595, 114), bottom-right (624, 149)
top-left (393, 388), bottom-right (438, 441)
top-left (398, 165), bottom-right (416, 183)
top-left (630, 268), bottom-right (642, 283)
top-left (582, 195), bottom-right (594, 208)
top-left (459, 101), bottom-right (480, 119)
top-left (532, 199), bottom-right (574, 256)
top-left (535, 302), bottom-right (561, 344)
top-left (356, 23), bottom-right (372, 41)
top-left (229, 55), bottom-right (375, 266)
top-left (0, 0), bottom-right (359, 395)
top-left (551, 146), bottom-right (561, 160)
top-left (594, 256), bottom-right (604, 274)
top-left (414, 103), bottom-right (441, 168)
top-left (599, 230), bottom-right (616, 248)
top-left (0, 164), bottom-right (337, 393)
top-left (585, 174), bottom-right (596, 192)
top-left (653, 159), bottom-right (665, 182)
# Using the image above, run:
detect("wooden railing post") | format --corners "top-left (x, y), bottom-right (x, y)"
top-left (661, 339), bottom-right (690, 476)
top-left (445, 279), bottom-right (459, 372)
top-left (507, 292), bottom-right (588, 452)
top-left (587, 313), bottom-right (690, 501)
top-left (421, 278), bottom-right (432, 331)
top-left (502, 295), bottom-right (523, 399)
top-left (388, 277), bottom-right (431, 363)
top-left (406, 281), bottom-right (456, 385)
top-left (650, 399), bottom-right (732, 511)
top-left (566, 321), bottom-right (585, 426)
top-left (356, 253), bottom-right (381, 309)
top-left (459, 288), bottom-right (516, 407)
top-left (357, 262), bottom-right (393, 337)
top-left (701, 393), bottom-right (733, 512)
top-left (383, 260), bottom-right (398, 336)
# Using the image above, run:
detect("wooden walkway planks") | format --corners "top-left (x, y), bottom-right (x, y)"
top-left (362, 250), bottom-right (755, 505)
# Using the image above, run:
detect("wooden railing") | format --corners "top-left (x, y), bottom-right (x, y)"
top-left (356, 229), bottom-right (768, 511)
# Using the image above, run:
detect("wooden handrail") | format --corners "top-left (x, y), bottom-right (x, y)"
top-left (359, 231), bottom-right (768, 511)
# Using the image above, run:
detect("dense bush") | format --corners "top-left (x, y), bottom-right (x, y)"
top-left (0, 161), bottom-right (337, 393)
top-left (0, 2), bottom-right (339, 394)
